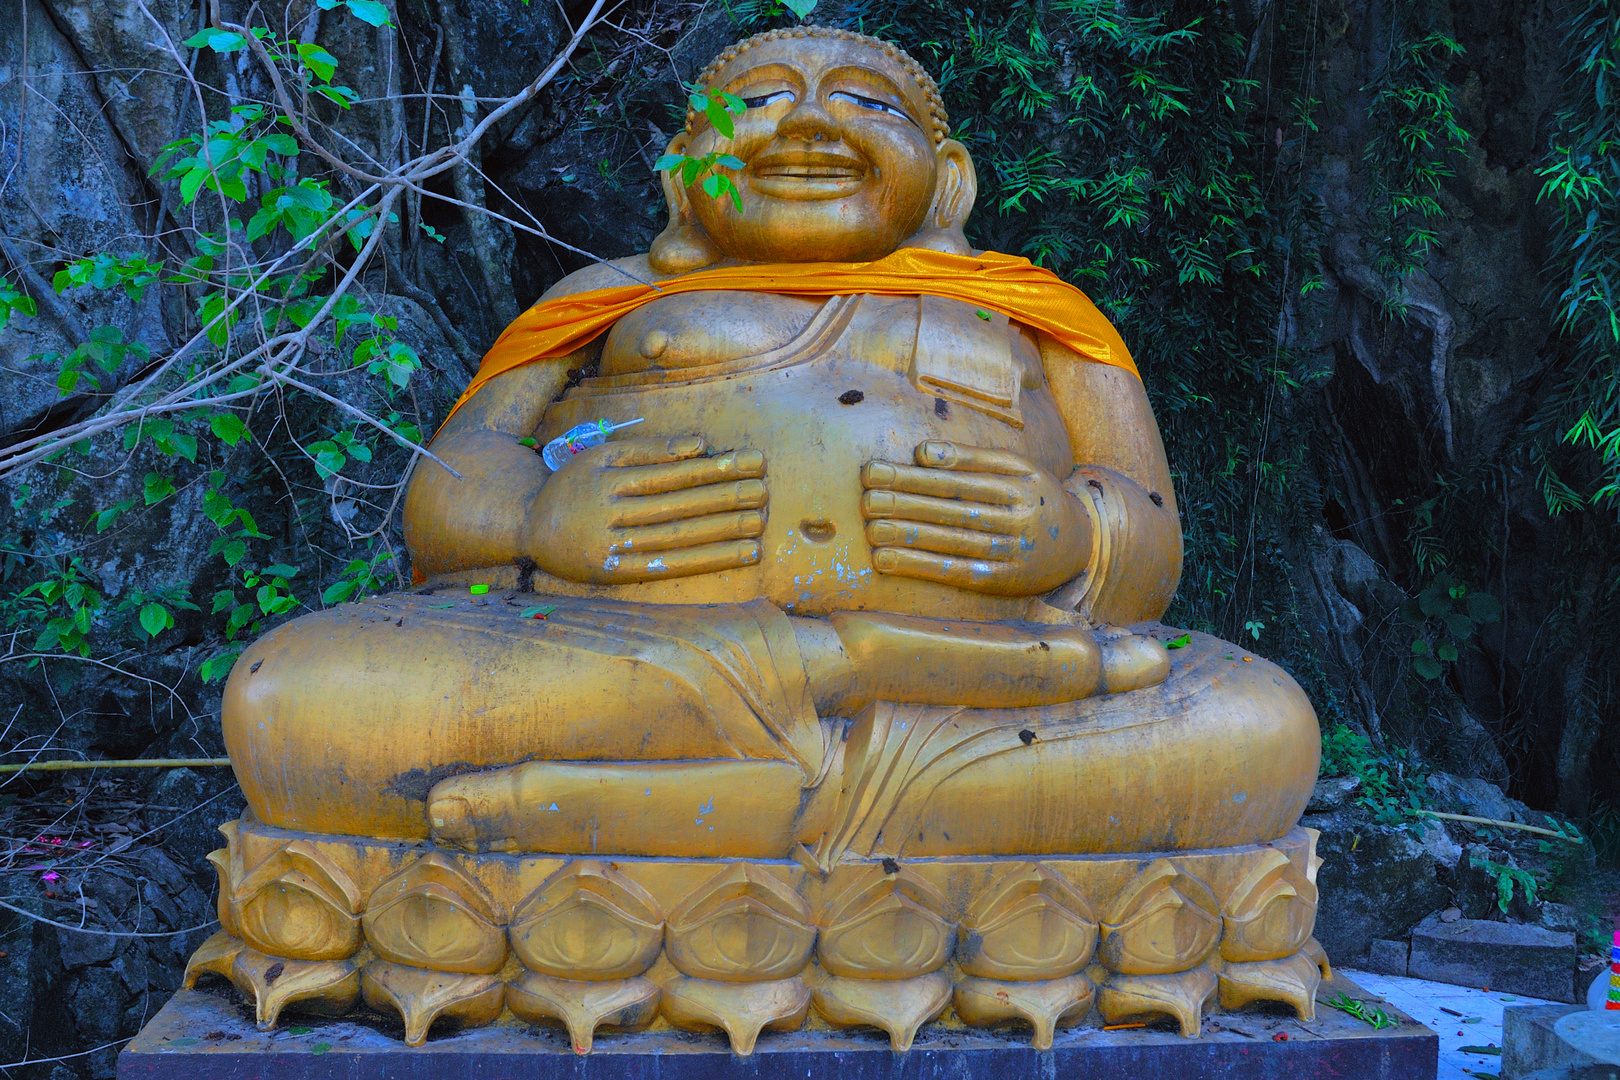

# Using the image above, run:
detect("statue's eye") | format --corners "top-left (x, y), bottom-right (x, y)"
top-left (742, 90), bottom-right (796, 108)
top-left (829, 91), bottom-right (917, 125)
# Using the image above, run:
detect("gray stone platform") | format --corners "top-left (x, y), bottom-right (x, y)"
top-left (1409, 915), bottom-right (1578, 1002)
top-left (118, 974), bottom-right (1437, 1080)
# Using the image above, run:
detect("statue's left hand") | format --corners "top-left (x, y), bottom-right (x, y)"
top-left (860, 441), bottom-right (1088, 594)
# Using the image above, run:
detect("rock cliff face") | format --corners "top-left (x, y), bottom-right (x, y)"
top-left (1288, 0), bottom-right (1581, 798)
top-left (0, 0), bottom-right (1607, 1070)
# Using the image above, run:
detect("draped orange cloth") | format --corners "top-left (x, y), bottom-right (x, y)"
top-left (445, 247), bottom-right (1138, 422)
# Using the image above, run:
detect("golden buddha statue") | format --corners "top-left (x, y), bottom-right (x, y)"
top-left (187, 26), bottom-right (1326, 1055)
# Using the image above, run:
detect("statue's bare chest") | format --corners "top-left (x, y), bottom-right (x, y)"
top-left (543, 291), bottom-right (1073, 614)
top-left (601, 292), bottom-right (827, 375)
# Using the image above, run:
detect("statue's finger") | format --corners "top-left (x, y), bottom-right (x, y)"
top-left (595, 434), bottom-right (708, 468)
top-left (914, 441), bottom-right (1034, 476)
top-left (606, 540), bottom-right (762, 580)
top-left (865, 520), bottom-right (1017, 560)
top-left (609, 449), bottom-right (766, 496)
top-left (609, 511), bottom-right (766, 554)
top-left (861, 461), bottom-right (1018, 505)
top-left (869, 546), bottom-right (1014, 588)
top-left (611, 478), bottom-right (768, 527)
top-left (861, 490), bottom-right (1019, 533)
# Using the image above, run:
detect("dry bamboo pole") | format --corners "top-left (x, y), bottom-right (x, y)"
top-left (0, 758), bottom-right (231, 775)
top-left (1416, 809), bottom-right (1583, 842)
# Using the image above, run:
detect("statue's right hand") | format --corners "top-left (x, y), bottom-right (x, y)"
top-left (524, 435), bottom-right (767, 583)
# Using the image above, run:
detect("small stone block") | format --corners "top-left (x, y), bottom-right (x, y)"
top-left (1505, 1004), bottom-right (1588, 1078)
top-left (1408, 915), bottom-right (1577, 1002)
top-left (1365, 938), bottom-right (1409, 977)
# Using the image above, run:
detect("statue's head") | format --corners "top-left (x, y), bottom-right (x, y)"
top-left (649, 27), bottom-right (977, 271)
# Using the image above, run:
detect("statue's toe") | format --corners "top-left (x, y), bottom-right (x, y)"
top-left (1096, 628), bottom-right (1171, 693)
top-left (427, 792), bottom-right (479, 850)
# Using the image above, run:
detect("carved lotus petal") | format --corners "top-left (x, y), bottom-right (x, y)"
top-left (206, 821), bottom-right (250, 937)
top-left (954, 972), bottom-right (1094, 1050)
top-left (661, 976), bottom-right (811, 1054)
top-left (183, 929), bottom-right (244, 990)
top-left (506, 972), bottom-right (662, 1054)
top-left (812, 972), bottom-right (951, 1052)
top-left (1217, 951), bottom-right (1322, 1021)
top-left (817, 868), bottom-right (953, 980)
top-left (231, 841), bottom-right (362, 961)
top-left (362, 853), bottom-right (507, 974)
top-left (1220, 850), bottom-right (1317, 962)
top-left (1303, 936), bottom-right (1332, 979)
top-left (666, 865), bottom-right (814, 982)
top-left (361, 960), bottom-right (505, 1047)
top-left (1098, 859), bottom-right (1220, 975)
top-left (206, 854), bottom-right (240, 939)
top-left (510, 861), bottom-right (665, 980)
top-left (1097, 963), bottom-right (1217, 1038)
top-left (958, 862), bottom-right (1097, 980)
top-left (230, 948), bottom-right (360, 1030)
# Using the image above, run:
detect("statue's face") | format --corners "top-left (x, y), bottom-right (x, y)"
top-left (684, 37), bottom-right (940, 262)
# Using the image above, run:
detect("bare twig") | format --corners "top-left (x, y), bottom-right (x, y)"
top-left (0, 898), bottom-right (217, 938)
top-left (261, 367), bottom-right (463, 478)
top-left (0, 1036), bottom-right (136, 1069)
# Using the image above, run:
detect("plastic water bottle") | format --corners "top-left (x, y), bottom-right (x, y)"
top-left (541, 417), bottom-right (645, 471)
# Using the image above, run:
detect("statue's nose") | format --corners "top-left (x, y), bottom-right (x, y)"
top-left (776, 97), bottom-right (839, 142)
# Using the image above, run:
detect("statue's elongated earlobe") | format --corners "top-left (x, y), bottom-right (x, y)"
top-left (902, 140), bottom-right (978, 255)
top-left (649, 136), bottom-right (725, 274)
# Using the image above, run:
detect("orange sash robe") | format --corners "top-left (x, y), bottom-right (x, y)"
top-left (445, 248), bottom-right (1137, 422)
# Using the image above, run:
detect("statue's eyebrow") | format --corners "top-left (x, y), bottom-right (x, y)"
top-left (722, 62), bottom-right (803, 95)
top-left (822, 64), bottom-right (923, 124)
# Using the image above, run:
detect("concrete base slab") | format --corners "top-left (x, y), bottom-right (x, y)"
top-left (118, 974), bottom-right (1437, 1080)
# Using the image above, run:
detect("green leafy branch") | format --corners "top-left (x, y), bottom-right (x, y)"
top-left (1320, 724), bottom-right (1432, 826)
top-left (321, 549), bottom-right (397, 605)
top-left (1403, 572), bottom-right (1501, 681)
top-left (0, 0), bottom-right (614, 687)
top-left (0, 277), bottom-right (38, 332)
top-left (1536, 0), bottom-right (1620, 512)
top-left (1470, 852), bottom-right (1540, 913)
top-left (1362, 30), bottom-right (1470, 286)
top-left (656, 90), bottom-right (747, 210)
top-left (1324, 993), bottom-right (1397, 1030)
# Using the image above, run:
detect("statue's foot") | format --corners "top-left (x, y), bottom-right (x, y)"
top-left (427, 758), bottom-right (830, 858)
top-left (1095, 624), bottom-right (1171, 693)
top-left (822, 613), bottom-right (1170, 711)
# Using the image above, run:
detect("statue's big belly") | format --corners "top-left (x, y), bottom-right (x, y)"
top-left (538, 357), bottom-right (1074, 618)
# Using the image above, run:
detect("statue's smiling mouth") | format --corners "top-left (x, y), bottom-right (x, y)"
top-left (758, 164), bottom-right (864, 178)
top-left (750, 150), bottom-right (867, 198)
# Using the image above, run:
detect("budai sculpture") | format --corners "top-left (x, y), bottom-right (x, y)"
top-left (189, 26), bottom-right (1326, 1053)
